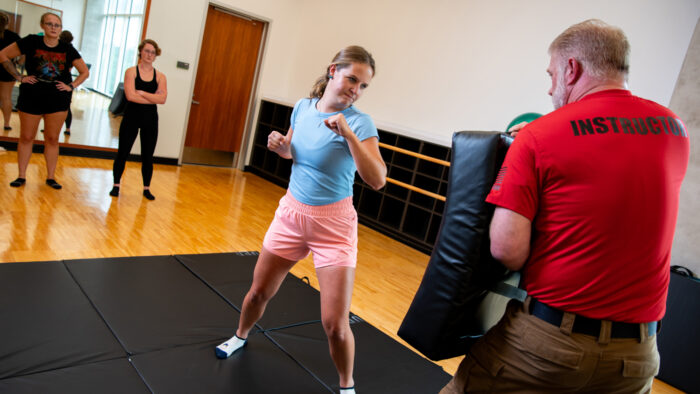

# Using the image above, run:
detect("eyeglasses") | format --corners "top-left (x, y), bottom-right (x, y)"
top-left (44, 22), bottom-right (61, 28)
top-left (142, 49), bottom-right (156, 55)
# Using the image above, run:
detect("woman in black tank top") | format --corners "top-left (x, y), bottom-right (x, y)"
top-left (110, 39), bottom-right (167, 200)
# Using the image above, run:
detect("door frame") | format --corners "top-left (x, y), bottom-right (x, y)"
top-left (178, 2), bottom-right (270, 169)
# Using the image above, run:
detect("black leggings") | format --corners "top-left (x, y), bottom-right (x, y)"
top-left (112, 109), bottom-right (158, 186)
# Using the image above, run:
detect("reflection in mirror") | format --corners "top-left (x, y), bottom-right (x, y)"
top-left (0, 0), bottom-right (147, 150)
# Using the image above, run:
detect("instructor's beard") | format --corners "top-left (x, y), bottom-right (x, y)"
top-left (551, 71), bottom-right (568, 110)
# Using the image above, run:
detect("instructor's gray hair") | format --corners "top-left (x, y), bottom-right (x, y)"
top-left (549, 19), bottom-right (630, 81)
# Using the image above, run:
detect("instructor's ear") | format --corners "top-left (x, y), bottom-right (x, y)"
top-left (566, 57), bottom-right (582, 85)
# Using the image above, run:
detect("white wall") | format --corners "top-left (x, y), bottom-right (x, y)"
top-left (670, 19), bottom-right (700, 274)
top-left (146, 0), bottom-right (700, 159)
top-left (269, 0), bottom-right (700, 145)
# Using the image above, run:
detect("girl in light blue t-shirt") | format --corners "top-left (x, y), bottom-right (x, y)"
top-left (217, 46), bottom-right (386, 394)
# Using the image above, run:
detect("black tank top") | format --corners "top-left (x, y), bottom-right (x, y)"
top-left (135, 66), bottom-right (158, 94)
top-left (125, 66), bottom-right (158, 114)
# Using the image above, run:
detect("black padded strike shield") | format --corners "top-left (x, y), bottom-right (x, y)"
top-left (398, 131), bottom-right (513, 360)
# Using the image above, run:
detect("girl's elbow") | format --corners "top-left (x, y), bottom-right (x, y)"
top-left (369, 176), bottom-right (386, 190)
top-left (372, 168), bottom-right (387, 190)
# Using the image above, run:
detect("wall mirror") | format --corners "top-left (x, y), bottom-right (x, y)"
top-left (0, 0), bottom-right (149, 150)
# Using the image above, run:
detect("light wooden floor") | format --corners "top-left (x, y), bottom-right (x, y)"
top-left (0, 152), bottom-right (682, 393)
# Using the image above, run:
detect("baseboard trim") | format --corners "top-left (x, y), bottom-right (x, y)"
top-left (0, 139), bottom-right (178, 165)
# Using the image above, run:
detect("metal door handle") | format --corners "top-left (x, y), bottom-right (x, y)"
top-left (192, 100), bottom-right (200, 105)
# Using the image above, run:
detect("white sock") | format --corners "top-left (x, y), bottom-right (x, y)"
top-left (339, 387), bottom-right (355, 394)
top-left (215, 334), bottom-right (247, 359)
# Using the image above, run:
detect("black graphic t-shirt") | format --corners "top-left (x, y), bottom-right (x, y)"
top-left (16, 34), bottom-right (81, 84)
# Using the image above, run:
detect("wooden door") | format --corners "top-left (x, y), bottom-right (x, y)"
top-left (185, 6), bottom-right (264, 152)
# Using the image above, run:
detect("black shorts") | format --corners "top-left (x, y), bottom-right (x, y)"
top-left (16, 82), bottom-right (72, 115)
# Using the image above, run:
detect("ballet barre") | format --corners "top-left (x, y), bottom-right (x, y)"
top-left (378, 142), bottom-right (451, 167)
top-left (378, 142), bottom-right (449, 202)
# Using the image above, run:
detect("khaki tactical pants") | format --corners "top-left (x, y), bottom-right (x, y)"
top-left (440, 299), bottom-right (659, 394)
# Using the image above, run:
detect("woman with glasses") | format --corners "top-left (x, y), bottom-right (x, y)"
top-left (109, 39), bottom-right (167, 200)
top-left (0, 12), bottom-right (89, 189)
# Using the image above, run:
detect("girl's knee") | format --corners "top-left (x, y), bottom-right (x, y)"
top-left (322, 318), bottom-right (350, 342)
top-left (247, 287), bottom-right (274, 305)
top-left (44, 135), bottom-right (60, 145)
top-left (19, 134), bottom-right (35, 144)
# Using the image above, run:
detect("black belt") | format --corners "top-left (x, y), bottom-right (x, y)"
top-left (529, 298), bottom-right (658, 339)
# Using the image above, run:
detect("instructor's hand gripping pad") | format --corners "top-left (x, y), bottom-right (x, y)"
top-left (398, 131), bottom-right (513, 361)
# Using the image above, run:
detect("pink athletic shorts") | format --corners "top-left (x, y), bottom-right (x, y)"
top-left (262, 191), bottom-right (358, 268)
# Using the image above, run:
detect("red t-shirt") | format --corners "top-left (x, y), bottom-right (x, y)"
top-left (486, 90), bottom-right (689, 322)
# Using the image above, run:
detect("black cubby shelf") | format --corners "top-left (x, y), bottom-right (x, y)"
top-left (246, 99), bottom-right (451, 255)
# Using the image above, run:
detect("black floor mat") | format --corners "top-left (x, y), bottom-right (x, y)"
top-left (131, 338), bottom-right (331, 394)
top-left (267, 319), bottom-right (451, 393)
top-left (64, 255), bottom-right (238, 355)
top-left (0, 253), bottom-right (450, 393)
top-left (177, 252), bottom-right (323, 330)
top-left (0, 261), bottom-right (125, 379)
top-left (0, 358), bottom-right (149, 394)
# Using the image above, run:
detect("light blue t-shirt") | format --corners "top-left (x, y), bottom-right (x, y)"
top-left (287, 98), bottom-right (378, 206)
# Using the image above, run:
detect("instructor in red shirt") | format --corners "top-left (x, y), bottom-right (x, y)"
top-left (442, 19), bottom-right (689, 393)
